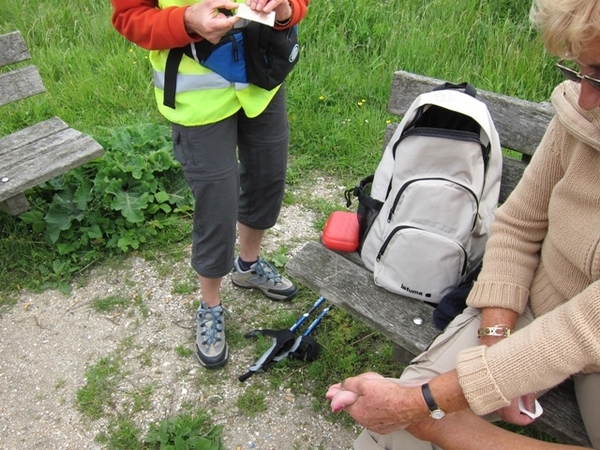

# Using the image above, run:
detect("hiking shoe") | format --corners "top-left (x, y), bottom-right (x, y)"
top-left (195, 303), bottom-right (229, 369)
top-left (231, 257), bottom-right (298, 301)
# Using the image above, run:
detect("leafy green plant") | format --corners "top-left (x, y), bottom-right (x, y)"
top-left (145, 412), bottom-right (223, 450)
top-left (0, 124), bottom-right (194, 292)
top-left (19, 123), bottom-right (193, 253)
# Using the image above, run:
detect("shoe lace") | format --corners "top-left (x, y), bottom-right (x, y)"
top-left (198, 305), bottom-right (230, 346)
top-left (254, 258), bottom-right (283, 285)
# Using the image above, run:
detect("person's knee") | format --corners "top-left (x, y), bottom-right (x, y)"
top-left (574, 373), bottom-right (600, 449)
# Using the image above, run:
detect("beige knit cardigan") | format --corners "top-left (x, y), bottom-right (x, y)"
top-left (456, 81), bottom-right (600, 415)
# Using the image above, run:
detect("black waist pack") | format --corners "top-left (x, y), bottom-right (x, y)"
top-left (163, 23), bottom-right (300, 108)
top-left (243, 22), bottom-right (300, 91)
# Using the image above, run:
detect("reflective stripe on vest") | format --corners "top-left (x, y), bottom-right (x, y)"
top-left (153, 70), bottom-right (237, 92)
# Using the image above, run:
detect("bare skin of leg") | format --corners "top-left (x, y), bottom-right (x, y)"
top-left (198, 276), bottom-right (222, 308)
top-left (238, 222), bottom-right (264, 263)
top-left (198, 222), bottom-right (265, 308)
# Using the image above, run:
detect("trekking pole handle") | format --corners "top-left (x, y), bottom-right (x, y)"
top-left (303, 304), bottom-right (332, 336)
top-left (289, 296), bottom-right (326, 332)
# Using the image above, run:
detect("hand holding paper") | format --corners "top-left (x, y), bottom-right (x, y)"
top-left (236, 3), bottom-right (275, 26)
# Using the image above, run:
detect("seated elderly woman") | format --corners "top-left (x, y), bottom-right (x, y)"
top-left (327, 0), bottom-right (600, 449)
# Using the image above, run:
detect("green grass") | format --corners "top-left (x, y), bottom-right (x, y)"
top-left (236, 384), bottom-right (268, 416)
top-left (77, 355), bottom-right (124, 420)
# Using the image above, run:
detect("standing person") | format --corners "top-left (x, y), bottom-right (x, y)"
top-left (111, 0), bottom-right (309, 369)
top-left (327, 0), bottom-right (600, 448)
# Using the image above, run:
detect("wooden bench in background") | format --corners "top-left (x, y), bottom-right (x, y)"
top-left (0, 30), bottom-right (104, 216)
top-left (287, 71), bottom-right (591, 447)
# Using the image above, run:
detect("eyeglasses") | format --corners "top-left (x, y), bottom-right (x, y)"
top-left (557, 60), bottom-right (600, 90)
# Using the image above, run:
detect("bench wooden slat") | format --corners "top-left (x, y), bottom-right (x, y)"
top-left (0, 31), bottom-right (30, 67)
top-left (0, 194), bottom-right (29, 216)
top-left (0, 66), bottom-right (46, 107)
top-left (287, 241), bottom-right (591, 447)
top-left (0, 117), bottom-right (104, 212)
top-left (387, 71), bottom-right (554, 156)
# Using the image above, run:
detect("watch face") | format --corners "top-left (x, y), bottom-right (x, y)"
top-left (430, 408), bottom-right (446, 420)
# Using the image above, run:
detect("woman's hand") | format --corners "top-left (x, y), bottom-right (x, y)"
top-left (184, 0), bottom-right (240, 44)
top-left (246, 0), bottom-right (292, 23)
top-left (326, 372), bottom-right (424, 435)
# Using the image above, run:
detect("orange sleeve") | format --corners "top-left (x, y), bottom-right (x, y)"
top-left (111, 0), bottom-right (197, 50)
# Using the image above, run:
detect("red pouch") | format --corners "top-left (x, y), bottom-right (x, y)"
top-left (321, 211), bottom-right (359, 252)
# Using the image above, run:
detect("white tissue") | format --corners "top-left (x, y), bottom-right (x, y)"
top-left (518, 397), bottom-right (544, 419)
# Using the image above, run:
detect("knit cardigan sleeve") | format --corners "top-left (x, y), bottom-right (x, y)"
top-left (457, 281), bottom-right (600, 415)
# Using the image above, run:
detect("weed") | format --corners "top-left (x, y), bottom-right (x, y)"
top-left (172, 279), bottom-right (198, 296)
top-left (144, 411), bottom-right (223, 449)
top-left (76, 355), bottom-right (124, 420)
top-left (137, 346), bottom-right (155, 368)
top-left (95, 416), bottom-right (143, 450)
top-left (269, 246), bottom-right (290, 268)
top-left (130, 384), bottom-right (154, 413)
top-left (236, 385), bottom-right (267, 416)
top-left (0, 293), bottom-right (18, 314)
top-left (91, 294), bottom-right (131, 313)
top-left (175, 345), bottom-right (194, 358)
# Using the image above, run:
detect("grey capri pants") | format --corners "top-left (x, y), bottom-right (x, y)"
top-left (171, 86), bottom-right (289, 278)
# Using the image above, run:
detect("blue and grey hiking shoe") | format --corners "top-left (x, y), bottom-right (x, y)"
top-left (195, 303), bottom-right (229, 369)
top-left (231, 257), bottom-right (298, 301)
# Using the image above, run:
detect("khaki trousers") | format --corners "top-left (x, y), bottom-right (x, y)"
top-left (353, 307), bottom-right (600, 450)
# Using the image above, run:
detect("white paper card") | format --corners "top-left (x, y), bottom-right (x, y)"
top-left (235, 3), bottom-right (275, 27)
top-left (517, 397), bottom-right (544, 419)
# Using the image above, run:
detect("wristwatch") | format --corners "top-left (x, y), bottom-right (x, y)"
top-left (421, 383), bottom-right (446, 419)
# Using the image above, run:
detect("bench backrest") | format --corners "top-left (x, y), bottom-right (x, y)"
top-left (384, 71), bottom-right (555, 203)
top-left (0, 31), bottom-right (46, 107)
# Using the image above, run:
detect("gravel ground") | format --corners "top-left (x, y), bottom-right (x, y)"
top-left (0, 177), bottom-right (362, 450)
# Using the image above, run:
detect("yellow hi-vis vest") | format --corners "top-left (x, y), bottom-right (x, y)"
top-left (152, 0), bottom-right (280, 126)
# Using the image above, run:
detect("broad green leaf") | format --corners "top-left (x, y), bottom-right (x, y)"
top-left (110, 191), bottom-right (150, 223)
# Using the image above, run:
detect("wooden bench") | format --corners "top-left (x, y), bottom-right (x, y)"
top-left (287, 71), bottom-right (591, 447)
top-left (0, 30), bottom-right (104, 216)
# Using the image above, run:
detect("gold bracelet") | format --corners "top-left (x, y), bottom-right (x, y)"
top-left (477, 324), bottom-right (512, 338)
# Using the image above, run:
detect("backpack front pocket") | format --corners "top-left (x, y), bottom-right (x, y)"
top-left (373, 226), bottom-right (467, 304)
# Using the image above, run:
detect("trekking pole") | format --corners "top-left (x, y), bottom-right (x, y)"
top-left (276, 303), bottom-right (333, 363)
top-left (239, 296), bottom-right (327, 382)
top-left (290, 296), bottom-right (326, 332)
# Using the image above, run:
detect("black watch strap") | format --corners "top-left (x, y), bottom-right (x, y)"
top-left (421, 383), bottom-right (446, 419)
top-left (421, 383), bottom-right (438, 411)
